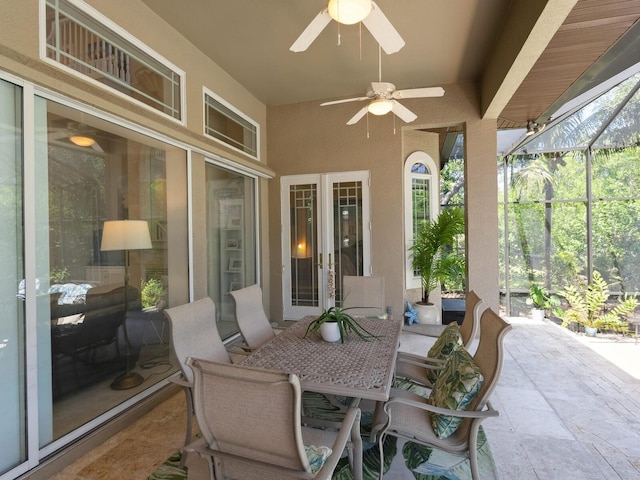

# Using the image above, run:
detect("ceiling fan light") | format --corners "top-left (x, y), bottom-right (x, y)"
top-left (327, 0), bottom-right (372, 25)
top-left (368, 98), bottom-right (393, 116)
top-left (69, 135), bottom-right (96, 147)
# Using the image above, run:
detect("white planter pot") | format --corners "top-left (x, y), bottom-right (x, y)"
top-left (319, 321), bottom-right (341, 342)
top-left (415, 303), bottom-right (441, 325)
top-left (531, 308), bottom-right (545, 321)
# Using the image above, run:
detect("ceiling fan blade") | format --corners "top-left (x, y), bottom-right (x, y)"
top-left (391, 100), bottom-right (417, 123)
top-left (361, 1), bottom-right (405, 54)
top-left (290, 9), bottom-right (332, 52)
top-left (393, 86), bottom-right (445, 99)
top-left (91, 142), bottom-right (105, 154)
top-left (321, 96), bottom-right (369, 106)
top-left (346, 107), bottom-right (369, 125)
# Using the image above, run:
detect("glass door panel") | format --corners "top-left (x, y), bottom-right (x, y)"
top-left (290, 183), bottom-right (319, 309)
top-left (0, 79), bottom-right (26, 477)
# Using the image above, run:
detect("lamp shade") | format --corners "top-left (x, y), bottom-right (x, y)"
top-left (328, 0), bottom-right (372, 25)
top-left (101, 220), bottom-right (152, 251)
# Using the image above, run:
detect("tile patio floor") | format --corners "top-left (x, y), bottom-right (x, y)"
top-left (48, 316), bottom-right (640, 479)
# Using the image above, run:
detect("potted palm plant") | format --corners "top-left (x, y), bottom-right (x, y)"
top-left (410, 207), bottom-right (465, 324)
top-left (560, 270), bottom-right (638, 336)
top-left (304, 305), bottom-right (379, 343)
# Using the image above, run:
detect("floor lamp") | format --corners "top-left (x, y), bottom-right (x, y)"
top-left (101, 219), bottom-right (152, 390)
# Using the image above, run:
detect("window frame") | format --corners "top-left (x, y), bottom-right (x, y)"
top-left (203, 86), bottom-right (260, 161)
top-left (404, 151), bottom-right (439, 289)
top-left (39, 0), bottom-right (186, 125)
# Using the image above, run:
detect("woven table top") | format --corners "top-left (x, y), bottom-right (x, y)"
top-left (241, 315), bottom-right (403, 401)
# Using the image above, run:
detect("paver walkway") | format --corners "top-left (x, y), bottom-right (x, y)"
top-left (456, 317), bottom-right (640, 479)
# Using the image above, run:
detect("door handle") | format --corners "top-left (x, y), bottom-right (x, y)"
top-left (315, 253), bottom-right (322, 268)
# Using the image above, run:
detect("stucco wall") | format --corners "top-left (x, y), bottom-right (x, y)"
top-left (267, 81), bottom-right (499, 316)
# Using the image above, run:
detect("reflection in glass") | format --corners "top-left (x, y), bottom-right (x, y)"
top-left (42, 101), bottom-right (180, 442)
top-left (205, 165), bottom-right (256, 339)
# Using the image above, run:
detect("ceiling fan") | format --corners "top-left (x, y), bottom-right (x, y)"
top-left (290, 0), bottom-right (405, 54)
top-left (321, 81), bottom-right (445, 125)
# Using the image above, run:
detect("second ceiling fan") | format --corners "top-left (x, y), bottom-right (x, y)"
top-left (290, 0), bottom-right (405, 54)
top-left (321, 82), bottom-right (445, 125)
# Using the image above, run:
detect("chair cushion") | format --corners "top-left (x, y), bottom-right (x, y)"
top-left (425, 323), bottom-right (463, 384)
top-left (304, 444), bottom-right (332, 474)
top-left (429, 347), bottom-right (483, 439)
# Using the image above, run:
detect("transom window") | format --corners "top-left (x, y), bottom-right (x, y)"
top-left (204, 88), bottom-right (259, 160)
top-left (43, 0), bottom-right (184, 122)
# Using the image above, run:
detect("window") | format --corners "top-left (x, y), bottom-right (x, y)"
top-left (404, 152), bottom-right (439, 288)
top-left (204, 88), bottom-right (259, 160)
top-left (43, 0), bottom-right (184, 121)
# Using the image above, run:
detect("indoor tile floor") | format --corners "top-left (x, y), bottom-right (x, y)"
top-left (47, 316), bottom-right (640, 480)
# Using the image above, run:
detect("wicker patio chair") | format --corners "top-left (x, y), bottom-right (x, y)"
top-left (184, 358), bottom-right (363, 480)
top-left (372, 307), bottom-right (512, 480)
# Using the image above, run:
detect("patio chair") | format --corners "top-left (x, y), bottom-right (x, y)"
top-left (230, 284), bottom-right (280, 351)
top-left (184, 357), bottom-right (363, 480)
top-left (164, 297), bottom-right (232, 466)
top-left (395, 290), bottom-right (485, 386)
top-left (372, 307), bottom-right (512, 480)
top-left (342, 275), bottom-right (386, 316)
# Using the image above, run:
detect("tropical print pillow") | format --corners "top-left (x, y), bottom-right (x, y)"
top-left (304, 444), bottom-right (332, 474)
top-left (429, 347), bottom-right (483, 439)
top-left (425, 323), bottom-right (463, 384)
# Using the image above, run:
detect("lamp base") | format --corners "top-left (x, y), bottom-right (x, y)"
top-left (110, 370), bottom-right (144, 390)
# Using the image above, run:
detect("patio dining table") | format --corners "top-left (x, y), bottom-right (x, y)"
top-left (241, 314), bottom-right (402, 480)
top-left (241, 314), bottom-right (403, 402)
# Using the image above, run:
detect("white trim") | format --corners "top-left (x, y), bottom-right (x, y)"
top-left (203, 86), bottom-right (260, 161)
top-left (187, 149), bottom-right (195, 302)
top-left (404, 151), bottom-right (439, 289)
top-left (39, 0), bottom-right (187, 126)
top-left (23, 83), bottom-right (40, 471)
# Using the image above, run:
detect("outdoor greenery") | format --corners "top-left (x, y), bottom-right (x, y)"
top-left (559, 270), bottom-right (638, 332)
top-left (500, 73), bottom-right (640, 317)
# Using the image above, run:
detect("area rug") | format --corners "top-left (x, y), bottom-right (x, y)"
top-left (147, 392), bottom-right (496, 480)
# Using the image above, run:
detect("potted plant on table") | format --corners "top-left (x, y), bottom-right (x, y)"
top-left (526, 283), bottom-right (561, 321)
top-left (304, 305), bottom-right (379, 343)
top-left (560, 270), bottom-right (638, 336)
top-left (409, 207), bottom-right (465, 324)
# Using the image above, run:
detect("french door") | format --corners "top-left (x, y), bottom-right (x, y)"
top-left (281, 171), bottom-right (371, 319)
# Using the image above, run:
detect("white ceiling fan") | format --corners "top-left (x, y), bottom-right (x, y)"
top-left (321, 81), bottom-right (445, 125)
top-left (290, 0), bottom-right (405, 55)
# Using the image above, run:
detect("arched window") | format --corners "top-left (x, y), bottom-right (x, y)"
top-left (404, 151), bottom-right (439, 288)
